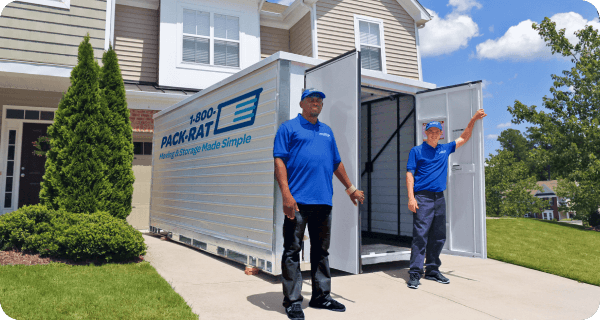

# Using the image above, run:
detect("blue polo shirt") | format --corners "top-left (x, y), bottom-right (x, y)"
top-left (273, 114), bottom-right (341, 206)
top-left (406, 141), bottom-right (456, 192)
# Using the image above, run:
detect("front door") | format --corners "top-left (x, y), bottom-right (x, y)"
top-left (416, 82), bottom-right (487, 259)
top-left (18, 123), bottom-right (51, 208)
top-left (304, 50), bottom-right (362, 274)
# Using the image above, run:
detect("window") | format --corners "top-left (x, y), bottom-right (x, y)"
top-left (19, 0), bottom-right (69, 9)
top-left (354, 16), bottom-right (386, 72)
top-left (182, 9), bottom-right (240, 68)
top-left (133, 142), bottom-right (153, 155)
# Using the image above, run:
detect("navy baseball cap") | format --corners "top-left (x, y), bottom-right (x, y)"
top-left (301, 88), bottom-right (326, 101)
top-left (425, 121), bottom-right (443, 131)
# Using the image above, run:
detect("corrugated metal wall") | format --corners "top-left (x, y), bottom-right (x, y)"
top-left (114, 4), bottom-right (159, 83)
top-left (316, 0), bottom-right (419, 80)
top-left (0, 0), bottom-right (106, 66)
top-left (150, 61), bottom-right (280, 259)
top-left (361, 95), bottom-right (414, 236)
top-left (289, 12), bottom-right (312, 57)
top-left (260, 26), bottom-right (289, 59)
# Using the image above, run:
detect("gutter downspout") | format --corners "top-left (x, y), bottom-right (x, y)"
top-left (104, 0), bottom-right (113, 50)
top-left (414, 22), bottom-right (423, 81)
top-left (110, 0), bottom-right (116, 48)
top-left (300, 0), bottom-right (318, 59)
top-left (258, 0), bottom-right (266, 59)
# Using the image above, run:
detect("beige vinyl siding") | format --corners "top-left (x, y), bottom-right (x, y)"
top-left (114, 4), bottom-right (159, 83)
top-left (260, 26), bottom-right (289, 59)
top-left (0, 88), bottom-right (62, 109)
top-left (316, 0), bottom-right (419, 79)
top-left (262, 2), bottom-right (287, 14)
top-left (0, 0), bottom-right (107, 66)
top-left (289, 12), bottom-right (312, 57)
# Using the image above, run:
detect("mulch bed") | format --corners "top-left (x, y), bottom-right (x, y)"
top-left (0, 249), bottom-right (144, 266)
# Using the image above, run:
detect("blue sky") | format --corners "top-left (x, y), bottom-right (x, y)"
top-left (270, 0), bottom-right (600, 157)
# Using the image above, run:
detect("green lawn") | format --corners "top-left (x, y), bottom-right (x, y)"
top-left (0, 262), bottom-right (198, 320)
top-left (487, 218), bottom-right (600, 286)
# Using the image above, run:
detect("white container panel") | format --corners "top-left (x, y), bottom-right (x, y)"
top-left (150, 60), bottom-right (282, 270)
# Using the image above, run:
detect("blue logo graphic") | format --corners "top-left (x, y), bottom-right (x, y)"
top-left (214, 88), bottom-right (263, 135)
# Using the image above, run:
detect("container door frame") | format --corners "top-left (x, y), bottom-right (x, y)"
top-left (304, 50), bottom-right (362, 274)
top-left (415, 81), bottom-right (487, 259)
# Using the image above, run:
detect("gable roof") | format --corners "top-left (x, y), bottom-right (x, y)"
top-left (530, 180), bottom-right (558, 196)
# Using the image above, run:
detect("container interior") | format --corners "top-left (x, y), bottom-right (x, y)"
top-left (359, 86), bottom-right (416, 265)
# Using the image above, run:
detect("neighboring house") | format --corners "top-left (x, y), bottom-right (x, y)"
top-left (0, 0), bottom-right (433, 234)
top-left (526, 180), bottom-right (576, 221)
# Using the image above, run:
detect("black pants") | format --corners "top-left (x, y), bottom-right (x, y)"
top-left (281, 204), bottom-right (332, 307)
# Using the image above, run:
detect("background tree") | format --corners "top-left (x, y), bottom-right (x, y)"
top-left (40, 35), bottom-right (113, 214)
top-left (509, 18), bottom-right (600, 224)
top-left (485, 150), bottom-right (547, 217)
top-left (497, 129), bottom-right (530, 162)
top-left (99, 45), bottom-right (135, 219)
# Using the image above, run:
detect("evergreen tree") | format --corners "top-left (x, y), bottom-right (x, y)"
top-left (99, 45), bottom-right (135, 219)
top-left (40, 34), bottom-right (113, 214)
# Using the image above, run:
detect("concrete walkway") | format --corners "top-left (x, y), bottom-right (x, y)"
top-left (143, 234), bottom-right (600, 320)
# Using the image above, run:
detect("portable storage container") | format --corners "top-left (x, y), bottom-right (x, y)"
top-left (149, 50), bottom-right (486, 275)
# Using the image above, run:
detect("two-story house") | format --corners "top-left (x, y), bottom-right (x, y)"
top-left (527, 180), bottom-right (576, 221)
top-left (0, 0), bottom-right (442, 238)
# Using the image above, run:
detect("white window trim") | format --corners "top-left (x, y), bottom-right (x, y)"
top-left (353, 14), bottom-right (387, 73)
top-left (176, 3), bottom-right (243, 74)
top-left (19, 0), bottom-right (70, 9)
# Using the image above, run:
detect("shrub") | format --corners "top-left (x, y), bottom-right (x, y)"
top-left (0, 205), bottom-right (146, 262)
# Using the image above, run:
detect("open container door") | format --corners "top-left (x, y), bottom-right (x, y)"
top-left (304, 50), bottom-right (362, 274)
top-left (415, 81), bottom-right (487, 259)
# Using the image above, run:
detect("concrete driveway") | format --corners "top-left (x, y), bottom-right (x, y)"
top-left (143, 234), bottom-right (600, 320)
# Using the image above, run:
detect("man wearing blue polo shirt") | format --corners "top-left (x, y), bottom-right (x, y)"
top-left (274, 88), bottom-right (365, 320)
top-left (406, 109), bottom-right (486, 289)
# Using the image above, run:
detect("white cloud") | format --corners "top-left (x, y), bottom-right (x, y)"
top-left (273, 0), bottom-right (294, 5)
top-left (568, 85), bottom-right (575, 92)
top-left (486, 134), bottom-right (499, 140)
top-left (489, 25), bottom-right (494, 32)
top-left (481, 79), bottom-right (491, 89)
top-left (420, 7), bottom-right (480, 57)
top-left (497, 122), bottom-right (512, 128)
top-left (448, 0), bottom-right (482, 12)
top-left (475, 12), bottom-right (600, 61)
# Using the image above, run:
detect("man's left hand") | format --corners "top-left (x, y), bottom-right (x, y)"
top-left (350, 190), bottom-right (365, 206)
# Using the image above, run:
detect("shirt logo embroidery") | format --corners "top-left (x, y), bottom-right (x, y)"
top-left (440, 150), bottom-right (447, 154)
top-left (319, 133), bottom-right (330, 138)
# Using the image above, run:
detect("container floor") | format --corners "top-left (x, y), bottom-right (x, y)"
top-left (361, 232), bottom-right (411, 255)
